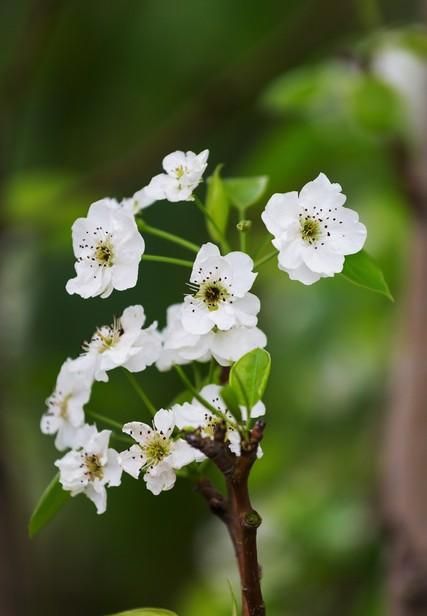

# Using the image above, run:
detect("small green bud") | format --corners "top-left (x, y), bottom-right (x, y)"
top-left (243, 510), bottom-right (262, 528)
top-left (236, 219), bottom-right (252, 232)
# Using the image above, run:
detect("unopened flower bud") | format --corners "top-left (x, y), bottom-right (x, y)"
top-left (236, 219), bottom-right (252, 232)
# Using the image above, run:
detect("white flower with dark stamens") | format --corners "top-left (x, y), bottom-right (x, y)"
top-left (41, 358), bottom-right (93, 451)
top-left (181, 243), bottom-right (260, 335)
top-left (145, 149), bottom-right (209, 202)
top-left (119, 409), bottom-right (195, 495)
top-left (66, 198), bottom-right (145, 299)
top-left (74, 305), bottom-right (161, 382)
top-left (261, 173), bottom-right (367, 285)
top-left (174, 384), bottom-right (265, 458)
top-left (55, 426), bottom-right (122, 514)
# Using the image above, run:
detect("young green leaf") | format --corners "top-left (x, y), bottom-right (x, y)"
top-left (220, 384), bottom-right (241, 417)
top-left (341, 250), bottom-right (393, 301)
top-left (106, 609), bottom-right (177, 616)
top-left (205, 165), bottom-right (230, 244)
top-left (28, 473), bottom-right (69, 538)
top-left (230, 348), bottom-right (271, 409)
top-left (224, 176), bottom-right (269, 212)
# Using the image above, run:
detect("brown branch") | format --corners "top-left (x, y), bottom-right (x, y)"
top-left (186, 421), bottom-right (266, 616)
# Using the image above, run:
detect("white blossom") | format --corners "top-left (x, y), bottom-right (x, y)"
top-left (66, 198), bottom-right (145, 299)
top-left (173, 384), bottom-right (264, 458)
top-left (209, 325), bottom-right (267, 367)
top-left (156, 303), bottom-right (267, 370)
top-left (55, 426), bottom-right (122, 514)
top-left (74, 305), bottom-right (161, 382)
top-left (145, 149), bottom-right (209, 202)
top-left (119, 409), bottom-right (196, 495)
top-left (261, 173), bottom-right (367, 285)
top-left (120, 188), bottom-right (156, 215)
top-left (41, 358), bottom-right (93, 451)
top-left (181, 243), bottom-right (260, 335)
top-left (156, 303), bottom-right (211, 371)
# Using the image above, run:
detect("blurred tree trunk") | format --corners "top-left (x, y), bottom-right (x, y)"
top-left (383, 133), bottom-right (427, 613)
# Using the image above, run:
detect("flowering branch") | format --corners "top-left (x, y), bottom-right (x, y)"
top-left (31, 145), bottom-right (387, 616)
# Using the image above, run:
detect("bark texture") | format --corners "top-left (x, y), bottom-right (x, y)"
top-left (188, 421), bottom-right (265, 616)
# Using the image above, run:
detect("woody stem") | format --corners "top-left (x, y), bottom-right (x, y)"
top-left (188, 421), bottom-right (266, 616)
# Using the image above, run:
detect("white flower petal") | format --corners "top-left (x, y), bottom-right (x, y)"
top-left (153, 409), bottom-right (175, 437)
top-left (122, 421), bottom-right (152, 444)
top-left (119, 445), bottom-right (145, 479)
top-left (85, 484), bottom-right (107, 514)
top-left (144, 462), bottom-right (176, 495)
top-left (170, 439), bottom-right (197, 469)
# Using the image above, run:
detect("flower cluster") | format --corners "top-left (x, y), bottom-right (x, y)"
top-left (173, 384), bottom-right (266, 458)
top-left (119, 383), bottom-right (266, 495)
top-left (41, 147), bottom-right (368, 516)
top-left (41, 304), bottom-right (162, 511)
top-left (156, 303), bottom-right (266, 370)
top-left (156, 242), bottom-right (266, 370)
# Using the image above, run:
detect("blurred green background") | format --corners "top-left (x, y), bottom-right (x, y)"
top-left (0, 1), bottom-right (424, 614)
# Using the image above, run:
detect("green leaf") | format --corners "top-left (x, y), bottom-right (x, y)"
top-left (230, 348), bottom-right (271, 409)
top-left (341, 250), bottom-right (393, 301)
top-left (29, 473), bottom-right (70, 538)
top-left (106, 609), bottom-right (177, 616)
top-left (224, 176), bottom-right (269, 211)
top-left (220, 384), bottom-right (241, 417)
top-left (205, 165), bottom-right (230, 243)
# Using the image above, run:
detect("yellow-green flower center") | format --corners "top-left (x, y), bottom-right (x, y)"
top-left (95, 240), bottom-right (114, 266)
top-left (195, 281), bottom-right (229, 311)
top-left (88, 318), bottom-right (123, 353)
top-left (175, 165), bottom-right (186, 179)
top-left (300, 218), bottom-right (321, 244)
top-left (85, 454), bottom-right (104, 480)
top-left (144, 434), bottom-right (171, 465)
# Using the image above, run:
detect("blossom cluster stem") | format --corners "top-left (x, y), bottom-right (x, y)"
top-left (142, 254), bottom-right (193, 268)
top-left (193, 195), bottom-right (231, 253)
top-left (85, 410), bottom-right (132, 445)
top-left (188, 421), bottom-right (266, 616)
top-left (254, 249), bottom-right (278, 269)
top-left (124, 371), bottom-right (157, 416)
top-left (137, 219), bottom-right (200, 253)
top-left (173, 365), bottom-right (224, 418)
